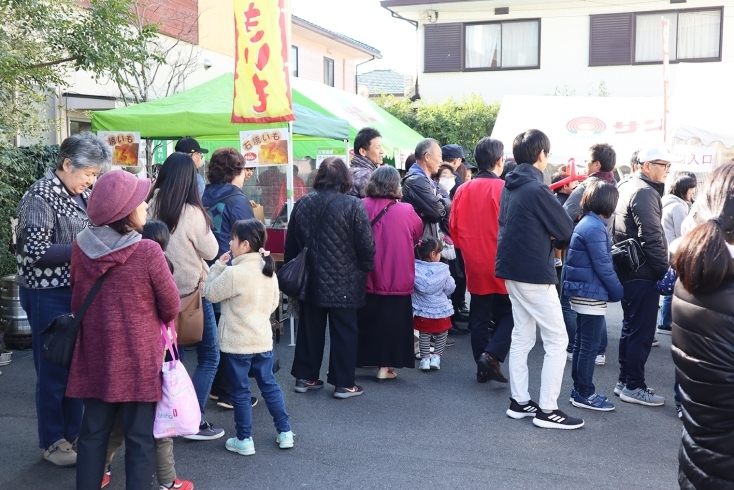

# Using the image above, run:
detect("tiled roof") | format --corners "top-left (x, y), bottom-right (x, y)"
top-left (357, 69), bottom-right (407, 96)
top-left (292, 16), bottom-right (382, 58)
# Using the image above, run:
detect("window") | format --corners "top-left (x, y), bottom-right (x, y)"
top-left (69, 120), bottom-right (91, 135)
top-left (590, 8), bottom-right (722, 66)
top-left (323, 57), bottom-right (334, 87)
top-left (291, 46), bottom-right (298, 77)
top-left (464, 20), bottom-right (540, 70)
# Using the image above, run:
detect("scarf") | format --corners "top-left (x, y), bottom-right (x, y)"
top-left (590, 171), bottom-right (616, 185)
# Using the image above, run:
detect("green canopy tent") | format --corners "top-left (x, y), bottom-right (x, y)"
top-left (291, 76), bottom-right (423, 168)
top-left (90, 73), bottom-right (350, 159)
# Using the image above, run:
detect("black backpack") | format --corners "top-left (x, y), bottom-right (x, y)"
top-left (41, 271), bottom-right (110, 368)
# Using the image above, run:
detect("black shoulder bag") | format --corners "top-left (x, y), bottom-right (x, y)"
top-left (370, 200), bottom-right (397, 227)
top-left (277, 194), bottom-right (338, 298)
top-left (611, 238), bottom-right (646, 273)
top-left (41, 270), bottom-right (110, 368)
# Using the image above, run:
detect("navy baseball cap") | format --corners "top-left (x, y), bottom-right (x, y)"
top-left (175, 137), bottom-right (209, 154)
top-left (441, 144), bottom-right (464, 161)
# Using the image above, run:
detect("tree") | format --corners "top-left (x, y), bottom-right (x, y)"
top-left (0, 0), bottom-right (156, 144)
top-left (109, 0), bottom-right (202, 177)
top-left (376, 94), bottom-right (500, 164)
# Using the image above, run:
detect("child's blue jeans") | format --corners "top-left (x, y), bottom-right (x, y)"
top-left (571, 313), bottom-right (606, 398)
top-left (222, 351), bottom-right (291, 440)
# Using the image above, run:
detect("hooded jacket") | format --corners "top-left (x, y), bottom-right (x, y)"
top-left (284, 190), bottom-right (375, 308)
top-left (563, 173), bottom-right (616, 232)
top-left (401, 163), bottom-right (451, 238)
top-left (563, 212), bottom-right (623, 302)
top-left (202, 183), bottom-right (254, 261)
top-left (612, 173), bottom-right (668, 282)
top-left (349, 154), bottom-right (378, 198)
top-left (412, 260), bottom-right (455, 319)
top-left (495, 163), bottom-right (573, 285)
top-left (661, 194), bottom-right (689, 248)
top-left (673, 280), bottom-right (734, 489)
top-left (66, 226), bottom-right (180, 402)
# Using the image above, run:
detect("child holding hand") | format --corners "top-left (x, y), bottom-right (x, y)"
top-left (203, 219), bottom-right (293, 455)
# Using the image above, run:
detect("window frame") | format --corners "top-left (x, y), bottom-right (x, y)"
top-left (631, 6), bottom-right (723, 65)
top-left (462, 18), bottom-right (542, 72)
top-left (291, 45), bottom-right (299, 77)
top-left (323, 57), bottom-right (335, 86)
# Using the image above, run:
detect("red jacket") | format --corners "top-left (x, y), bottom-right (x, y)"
top-left (449, 172), bottom-right (507, 295)
top-left (66, 229), bottom-right (180, 403)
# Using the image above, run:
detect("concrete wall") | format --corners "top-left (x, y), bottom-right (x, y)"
top-left (413, 0), bottom-right (731, 103)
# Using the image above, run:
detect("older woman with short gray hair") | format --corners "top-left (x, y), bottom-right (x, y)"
top-left (357, 166), bottom-right (423, 380)
top-left (16, 132), bottom-right (111, 467)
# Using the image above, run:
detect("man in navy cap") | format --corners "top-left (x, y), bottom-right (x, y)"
top-left (441, 144), bottom-right (465, 189)
top-left (175, 137), bottom-right (209, 197)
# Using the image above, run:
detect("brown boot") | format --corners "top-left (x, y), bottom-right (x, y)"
top-left (477, 352), bottom-right (508, 383)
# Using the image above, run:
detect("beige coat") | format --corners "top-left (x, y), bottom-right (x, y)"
top-left (203, 253), bottom-right (280, 355)
top-left (148, 196), bottom-right (218, 295)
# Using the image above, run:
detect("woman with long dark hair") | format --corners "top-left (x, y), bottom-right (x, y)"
top-left (148, 152), bottom-right (223, 441)
top-left (285, 157), bottom-right (375, 398)
top-left (671, 163), bottom-right (734, 489)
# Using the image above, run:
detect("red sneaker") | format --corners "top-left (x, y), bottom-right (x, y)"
top-left (100, 470), bottom-right (111, 488)
top-left (160, 479), bottom-right (194, 490)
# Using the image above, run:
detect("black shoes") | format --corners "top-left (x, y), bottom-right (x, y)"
top-left (448, 325), bottom-right (469, 335)
top-left (506, 398), bottom-right (540, 419)
top-left (532, 409), bottom-right (585, 430)
top-left (477, 352), bottom-right (508, 383)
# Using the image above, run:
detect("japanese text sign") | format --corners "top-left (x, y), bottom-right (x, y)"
top-left (673, 145), bottom-right (715, 173)
top-left (240, 129), bottom-right (289, 166)
top-left (98, 131), bottom-right (141, 166)
top-left (316, 147), bottom-right (347, 168)
top-left (232, 0), bottom-right (294, 123)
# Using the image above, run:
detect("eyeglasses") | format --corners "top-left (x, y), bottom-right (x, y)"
top-left (649, 161), bottom-right (671, 170)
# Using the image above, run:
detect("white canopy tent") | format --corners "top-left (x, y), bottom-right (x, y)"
top-left (491, 95), bottom-right (664, 177)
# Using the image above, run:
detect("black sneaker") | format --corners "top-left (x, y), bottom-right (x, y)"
top-left (333, 385), bottom-right (364, 399)
top-left (445, 338), bottom-right (456, 347)
top-left (656, 325), bottom-right (672, 335)
top-left (458, 302), bottom-right (470, 315)
top-left (506, 398), bottom-right (540, 419)
top-left (183, 421), bottom-right (225, 440)
top-left (532, 409), bottom-right (585, 429)
top-left (294, 379), bottom-right (324, 393)
top-left (250, 396), bottom-right (258, 407)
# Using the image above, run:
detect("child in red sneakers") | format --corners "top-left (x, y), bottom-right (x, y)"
top-left (412, 238), bottom-right (455, 371)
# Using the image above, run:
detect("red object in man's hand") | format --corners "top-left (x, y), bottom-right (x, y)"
top-left (549, 158), bottom-right (587, 191)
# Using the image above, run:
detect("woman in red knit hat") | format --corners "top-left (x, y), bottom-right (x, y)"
top-left (66, 170), bottom-right (180, 489)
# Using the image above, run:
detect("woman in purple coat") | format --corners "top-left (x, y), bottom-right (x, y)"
top-left (357, 166), bottom-right (423, 380)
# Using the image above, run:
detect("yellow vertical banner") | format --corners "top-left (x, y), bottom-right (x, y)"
top-left (232, 0), bottom-right (295, 123)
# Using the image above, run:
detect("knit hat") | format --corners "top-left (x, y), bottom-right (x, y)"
top-left (88, 170), bottom-right (151, 226)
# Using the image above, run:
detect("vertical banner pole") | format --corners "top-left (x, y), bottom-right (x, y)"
top-left (662, 16), bottom-right (670, 144)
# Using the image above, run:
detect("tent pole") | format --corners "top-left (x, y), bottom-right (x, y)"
top-left (287, 121), bottom-right (296, 346)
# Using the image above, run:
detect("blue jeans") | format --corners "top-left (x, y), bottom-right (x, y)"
top-left (222, 351), bottom-right (291, 440)
top-left (560, 266), bottom-right (577, 353)
top-left (571, 313), bottom-right (606, 398)
top-left (619, 280), bottom-right (659, 390)
top-left (658, 294), bottom-right (672, 327)
top-left (19, 286), bottom-right (84, 449)
top-left (191, 298), bottom-right (219, 420)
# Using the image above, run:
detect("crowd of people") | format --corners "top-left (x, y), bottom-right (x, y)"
top-left (14, 128), bottom-right (734, 488)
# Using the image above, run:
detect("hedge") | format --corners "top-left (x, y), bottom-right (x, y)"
top-left (0, 146), bottom-right (58, 275)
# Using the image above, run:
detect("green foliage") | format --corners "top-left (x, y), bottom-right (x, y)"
top-left (375, 94), bottom-right (500, 163)
top-left (0, 145), bottom-right (57, 275)
top-left (0, 0), bottom-right (157, 143)
top-left (546, 81), bottom-right (610, 97)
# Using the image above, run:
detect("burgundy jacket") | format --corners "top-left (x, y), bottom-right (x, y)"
top-left (363, 197), bottom-right (422, 296)
top-left (66, 229), bottom-right (180, 403)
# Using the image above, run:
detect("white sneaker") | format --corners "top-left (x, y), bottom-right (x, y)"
top-left (595, 354), bottom-right (606, 365)
top-left (554, 258), bottom-right (563, 267)
top-left (419, 357), bottom-right (431, 371)
top-left (429, 354), bottom-right (441, 370)
top-left (566, 352), bottom-right (573, 361)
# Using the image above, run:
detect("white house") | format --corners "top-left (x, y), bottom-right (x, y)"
top-left (380, 0), bottom-right (730, 102)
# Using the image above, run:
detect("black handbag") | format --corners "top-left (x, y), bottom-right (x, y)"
top-left (611, 238), bottom-right (646, 273)
top-left (277, 194), bottom-right (338, 297)
top-left (41, 270), bottom-right (110, 368)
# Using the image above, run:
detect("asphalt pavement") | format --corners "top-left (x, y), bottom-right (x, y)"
top-left (0, 302), bottom-right (681, 489)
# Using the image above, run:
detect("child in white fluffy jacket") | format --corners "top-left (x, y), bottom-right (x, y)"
top-left (203, 219), bottom-right (293, 456)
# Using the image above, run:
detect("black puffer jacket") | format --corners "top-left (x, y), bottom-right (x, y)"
top-left (613, 173), bottom-right (668, 282)
top-left (284, 190), bottom-right (375, 309)
top-left (672, 281), bottom-right (734, 489)
top-left (401, 163), bottom-right (451, 238)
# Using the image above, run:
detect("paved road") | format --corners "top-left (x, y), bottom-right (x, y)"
top-left (1, 303), bottom-right (681, 489)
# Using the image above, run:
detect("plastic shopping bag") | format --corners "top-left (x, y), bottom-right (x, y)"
top-left (153, 321), bottom-right (200, 438)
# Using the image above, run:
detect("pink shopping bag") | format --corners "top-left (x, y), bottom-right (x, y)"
top-left (153, 320), bottom-right (200, 438)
